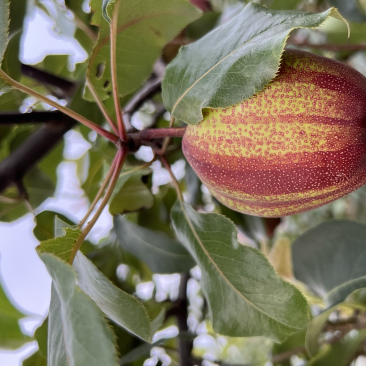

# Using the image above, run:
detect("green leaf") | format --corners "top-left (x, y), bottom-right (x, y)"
top-left (292, 221), bottom-right (366, 308)
top-left (34, 211), bottom-right (75, 241)
top-left (73, 251), bottom-right (152, 342)
top-left (9, 0), bottom-right (26, 34)
top-left (38, 227), bottom-right (81, 263)
top-left (0, 0), bottom-right (11, 93)
top-left (305, 307), bottom-right (335, 358)
top-left (114, 216), bottom-right (195, 273)
top-left (85, 0), bottom-right (201, 101)
top-left (40, 253), bottom-right (118, 366)
top-left (34, 318), bottom-right (48, 357)
top-left (109, 174), bottom-right (153, 215)
top-left (308, 329), bottom-right (366, 366)
top-left (171, 201), bottom-right (310, 341)
top-left (162, 4), bottom-right (347, 125)
top-left (0, 280), bottom-right (30, 349)
top-left (23, 351), bottom-right (47, 366)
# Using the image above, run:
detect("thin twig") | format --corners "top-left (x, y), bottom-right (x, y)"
top-left (157, 116), bottom-right (176, 156)
top-left (0, 69), bottom-right (119, 143)
top-left (69, 148), bottom-right (128, 264)
top-left (78, 157), bottom-right (118, 229)
top-left (110, 0), bottom-right (127, 141)
top-left (86, 79), bottom-right (119, 135)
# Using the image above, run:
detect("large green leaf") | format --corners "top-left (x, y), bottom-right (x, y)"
top-left (40, 253), bottom-right (118, 366)
top-left (0, 280), bottom-right (30, 349)
top-left (292, 221), bottom-right (366, 308)
top-left (308, 329), bottom-right (366, 366)
top-left (114, 216), bottom-right (195, 273)
top-left (0, 0), bottom-right (11, 93)
top-left (162, 4), bottom-right (346, 125)
top-left (73, 251), bottom-right (152, 342)
top-left (85, 0), bottom-right (201, 101)
top-left (171, 201), bottom-right (310, 341)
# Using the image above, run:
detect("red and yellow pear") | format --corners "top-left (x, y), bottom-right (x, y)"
top-left (183, 49), bottom-right (366, 217)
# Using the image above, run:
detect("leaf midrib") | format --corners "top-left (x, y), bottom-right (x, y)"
top-left (179, 202), bottom-right (299, 330)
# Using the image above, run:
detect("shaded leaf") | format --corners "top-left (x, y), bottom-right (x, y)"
top-left (308, 329), bottom-right (366, 366)
top-left (9, 0), bottom-right (26, 34)
top-left (171, 201), bottom-right (310, 341)
top-left (74, 251), bottom-right (152, 342)
top-left (162, 3), bottom-right (347, 125)
top-left (85, 0), bottom-right (201, 101)
top-left (109, 174), bottom-right (153, 215)
top-left (114, 216), bottom-right (195, 274)
top-left (305, 307), bottom-right (335, 358)
top-left (292, 221), bottom-right (366, 308)
top-left (34, 211), bottom-right (74, 241)
top-left (38, 227), bottom-right (81, 263)
top-left (0, 280), bottom-right (29, 349)
top-left (34, 318), bottom-right (48, 357)
top-left (23, 350), bottom-right (47, 366)
top-left (40, 253), bottom-right (118, 366)
top-left (0, 0), bottom-right (11, 93)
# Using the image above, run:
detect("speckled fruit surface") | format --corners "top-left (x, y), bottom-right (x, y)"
top-left (183, 49), bottom-right (366, 217)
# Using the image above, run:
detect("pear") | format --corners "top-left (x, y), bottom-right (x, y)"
top-left (183, 49), bottom-right (366, 217)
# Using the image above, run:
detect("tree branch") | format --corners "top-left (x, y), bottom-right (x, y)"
top-left (21, 63), bottom-right (77, 99)
top-left (0, 113), bottom-right (75, 193)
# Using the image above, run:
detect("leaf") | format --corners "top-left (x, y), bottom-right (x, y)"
top-left (269, 237), bottom-right (293, 278)
top-left (9, 0), bottom-right (26, 34)
top-left (34, 211), bottom-right (75, 241)
top-left (171, 201), bottom-right (310, 341)
top-left (0, 280), bottom-right (30, 349)
top-left (114, 216), bottom-right (195, 274)
top-left (40, 253), bottom-right (118, 366)
top-left (109, 174), bottom-right (153, 215)
top-left (162, 3), bottom-right (347, 125)
top-left (73, 251), bottom-right (152, 342)
top-left (308, 329), bottom-right (366, 366)
top-left (38, 227), bottom-right (81, 263)
top-left (23, 351), bottom-right (47, 366)
top-left (85, 0), bottom-right (201, 101)
top-left (305, 307), bottom-right (335, 358)
top-left (0, 0), bottom-right (11, 93)
top-left (34, 318), bottom-right (48, 357)
top-left (292, 220), bottom-right (366, 308)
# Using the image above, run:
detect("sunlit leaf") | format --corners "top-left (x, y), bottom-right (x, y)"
top-left (171, 201), bottom-right (310, 341)
top-left (292, 221), bottom-right (366, 308)
top-left (85, 0), bottom-right (201, 101)
top-left (74, 251), bottom-right (152, 342)
top-left (114, 216), bottom-right (195, 273)
top-left (269, 237), bottom-right (293, 278)
top-left (40, 253), bottom-right (118, 366)
top-left (38, 227), bottom-right (81, 263)
top-left (162, 4), bottom-right (347, 125)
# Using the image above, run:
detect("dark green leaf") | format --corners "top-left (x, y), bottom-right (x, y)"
top-left (292, 221), bottom-right (366, 308)
top-left (109, 174), bottom-right (153, 215)
top-left (0, 0), bottom-right (12, 92)
top-left (74, 251), bottom-right (152, 342)
top-left (40, 253), bottom-right (118, 366)
top-left (171, 201), bottom-right (310, 341)
top-left (35, 318), bottom-right (48, 357)
top-left (38, 227), bottom-right (81, 262)
top-left (85, 0), bottom-right (201, 101)
top-left (2, 31), bottom-right (21, 81)
top-left (114, 216), bottom-right (195, 274)
top-left (0, 280), bottom-right (30, 349)
top-left (9, 0), bottom-right (26, 34)
top-left (23, 350), bottom-right (47, 366)
top-left (34, 211), bottom-right (74, 241)
top-left (162, 4), bottom-right (346, 125)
